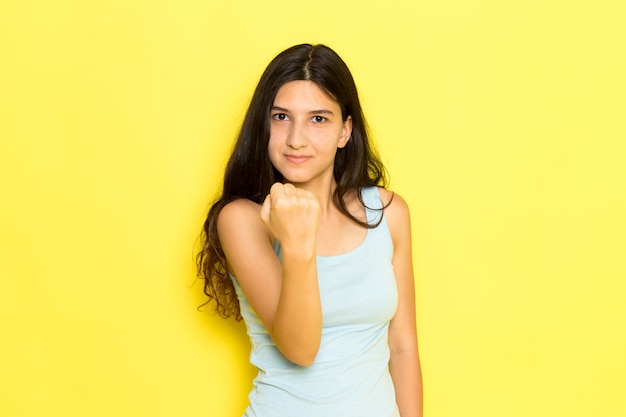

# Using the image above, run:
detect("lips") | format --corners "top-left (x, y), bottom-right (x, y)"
top-left (285, 154), bottom-right (311, 164)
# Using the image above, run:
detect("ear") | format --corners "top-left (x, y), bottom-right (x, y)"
top-left (338, 115), bottom-right (352, 149)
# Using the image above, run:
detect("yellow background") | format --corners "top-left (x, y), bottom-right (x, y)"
top-left (1, 1), bottom-right (625, 416)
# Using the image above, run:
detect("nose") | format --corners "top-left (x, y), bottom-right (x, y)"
top-left (286, 120), bottom-right (308, 149)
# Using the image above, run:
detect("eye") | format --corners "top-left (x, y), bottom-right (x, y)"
top-left (272, 113), bottom-right (289, 121)
top-left (311, 115), bottom-right (327, 123)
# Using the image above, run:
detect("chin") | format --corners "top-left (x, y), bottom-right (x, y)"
top-left (280, 176), bottom-right (308, 185)
top-left (275, 169), bottom-right (307, 184)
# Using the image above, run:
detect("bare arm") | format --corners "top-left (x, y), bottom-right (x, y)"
top-left (217, 183), bottom-right (322, 366)
top-left (382, 190), bottom-right (423, 417)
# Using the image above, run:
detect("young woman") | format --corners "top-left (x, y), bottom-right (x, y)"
top-left (197, 44), bottom-right (422, 417)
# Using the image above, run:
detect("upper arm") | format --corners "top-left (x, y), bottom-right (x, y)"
top-left (380, 189), bottom-right (418, 352)
top-left (217, 199), bottom-right (282, 332)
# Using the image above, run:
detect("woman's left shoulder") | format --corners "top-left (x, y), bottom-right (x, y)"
top-left (376, 187), bottom-right (410, 220)
top-left (375, 187), bottom-right (412, 246)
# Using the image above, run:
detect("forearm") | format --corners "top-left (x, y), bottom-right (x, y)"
top-left (271, 250), bottom-right (322, 366)
top-left (390, 347), bottom-right (423, 417)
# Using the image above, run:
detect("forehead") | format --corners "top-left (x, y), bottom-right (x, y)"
top-left (273, 80), bottom-right (339, 111)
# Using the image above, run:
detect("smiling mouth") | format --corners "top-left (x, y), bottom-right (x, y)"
top-left (285, 155), bottom-right (311, 164)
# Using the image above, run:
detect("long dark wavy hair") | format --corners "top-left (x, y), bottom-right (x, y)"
top-left (197, 44), bottom-right (389, 320)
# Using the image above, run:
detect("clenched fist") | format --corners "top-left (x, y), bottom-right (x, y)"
top-left (260, 183), bottom-right (320, 253)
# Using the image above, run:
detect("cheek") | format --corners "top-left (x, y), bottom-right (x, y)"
top-left (268, 123), bottom-right (289, 151)
top-left (267, 132), bottom-right (280, 152)
top-left (267, 136), bottom-right (281, 166)
top-left (269, 122), bottom-right (288, 139)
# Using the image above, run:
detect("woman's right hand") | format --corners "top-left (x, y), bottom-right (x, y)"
top-left (260, 182), bottom-right (320, 256)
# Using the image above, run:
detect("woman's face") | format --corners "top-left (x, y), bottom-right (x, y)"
top-left (268, 80), bottom-right (352, 187)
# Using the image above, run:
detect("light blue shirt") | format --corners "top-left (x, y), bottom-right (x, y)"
top-left (232, 187), bottom-right (400, 417)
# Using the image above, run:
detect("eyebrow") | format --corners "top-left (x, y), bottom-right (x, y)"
top-left (271, 106), bottom-right (335, 116)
